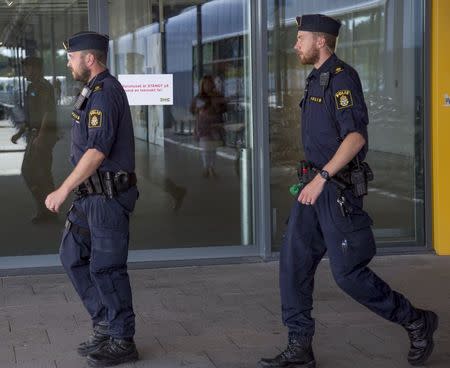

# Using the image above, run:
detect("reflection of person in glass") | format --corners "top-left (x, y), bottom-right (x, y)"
top-left (258, 14), bottom-right (438, 368)
top-left (11, 56), bottom-right (58, 224)
top-left (190, 75), bottom-right (226, 178)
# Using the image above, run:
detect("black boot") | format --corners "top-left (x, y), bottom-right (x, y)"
top-left (87, 338), bottom-right (139, 367)
top-left (77, 323), bottom-right (110, 357)
top-left (257, 335), bottom-right (315, 368)
top-left (404, 309), bottom-right (438, 366)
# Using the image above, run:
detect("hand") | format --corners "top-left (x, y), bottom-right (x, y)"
top-left (11, 133), bottom-right (21, 144)
top-left (298, 174), bottom-right (327, 206)
top-left (45, 187), bottom-right (70, 213)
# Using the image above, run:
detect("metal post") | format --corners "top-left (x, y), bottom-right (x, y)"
top-left (252, 0), bottom-right (271, 259)
top-left (240, 0), bottom-right (254, 246)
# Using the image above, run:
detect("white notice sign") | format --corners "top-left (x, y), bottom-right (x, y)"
top-left (118, 74), bottom-right (173, 106)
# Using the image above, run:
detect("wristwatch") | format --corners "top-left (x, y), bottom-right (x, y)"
top-left (319, 169), bottom-right (330, 181)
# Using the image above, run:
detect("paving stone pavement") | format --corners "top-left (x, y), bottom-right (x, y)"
top-left (0, 254), bottom-right (449, 368)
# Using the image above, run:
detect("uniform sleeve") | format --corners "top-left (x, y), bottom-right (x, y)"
top-left (85, 90), bottom-right (119, 157)
top-left (330, 70), bottom-right (369, 139)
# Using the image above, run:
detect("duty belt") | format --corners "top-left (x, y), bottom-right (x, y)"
top-left (298, 161), bottom-right (350, 187)
top-left (297, 160), bottom-right (373, 198)
top-left (74, 171), bottom-right (137, 199)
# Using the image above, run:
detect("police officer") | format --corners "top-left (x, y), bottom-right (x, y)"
top-left (45, 31), bottom-right (139, 367)
top-left (258, 14), bottom-right (438, 368)
top-left (11, 56), bottom-right (58, 224)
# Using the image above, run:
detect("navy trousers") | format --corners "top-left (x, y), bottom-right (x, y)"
top-left (60, 187), bottom-right (138, 339)
top-left (280, 184), bottom-right (419, 338)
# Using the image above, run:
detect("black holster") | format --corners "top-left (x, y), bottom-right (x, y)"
top-left (74, 171), bottom-right (137, 198)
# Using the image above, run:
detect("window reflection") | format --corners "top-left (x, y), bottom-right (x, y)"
top-left (0, 0), bottom-right (88, 256)
top-left (108, 0), bottom-right (253, 249)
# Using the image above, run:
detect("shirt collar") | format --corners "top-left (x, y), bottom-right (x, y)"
top-left (96, 69), bottom-right (109, 81)
top-left (308, 53), bottom-right (338, 80)
top-left (87, 69), bottom-right (109, 87)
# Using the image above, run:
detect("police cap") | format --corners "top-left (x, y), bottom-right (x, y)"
top-left (63, 31), bottom-right (109, 53)
top-left (296, 14), bottom-right (341, 37)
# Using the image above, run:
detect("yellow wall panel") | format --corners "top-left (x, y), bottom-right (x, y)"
top-left (432, 0), bottom-right (450, 254)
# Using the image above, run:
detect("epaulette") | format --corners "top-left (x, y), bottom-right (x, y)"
top-left (92, 82), bottom-right (103, 93)
top-left (334, 66), bottom-right (344, 75)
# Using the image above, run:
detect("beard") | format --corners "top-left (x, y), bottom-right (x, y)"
top-left (71, 61), bottom-right (91, 83)
top-left (298, 47), bottom-right (320, 65)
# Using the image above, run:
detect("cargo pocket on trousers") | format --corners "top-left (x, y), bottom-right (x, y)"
top-left (338, 227), bottom-right (376, 271)
top-left (329, 191), bottom-right (373, 234)
top-left (326, 190), bottom-right (376, 270)
top-left (92, 228), bottom-right (129, 270)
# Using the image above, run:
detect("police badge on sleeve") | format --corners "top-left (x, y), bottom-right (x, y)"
top-left (88, 109), bottom-right (102, 128)
top-left (335, 90), bottom-right (353, 109)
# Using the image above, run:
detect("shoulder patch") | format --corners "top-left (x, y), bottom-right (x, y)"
top-left (88, 109), bottom-right (102, 128)
top-left (335, 90), bottom-right (353, 109)
top-left (334, 66), bottom-right (344, 74)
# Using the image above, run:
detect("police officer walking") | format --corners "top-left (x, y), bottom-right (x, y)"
top-left (45, 32), bottom-right (139, 367)
top-left (258, 14), bottom-right (438, 368)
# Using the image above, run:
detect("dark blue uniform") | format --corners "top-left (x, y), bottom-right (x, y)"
top-left (60, 70), bottom-right (138, 339)
top-left (280, 54), bottom-right (419, 339)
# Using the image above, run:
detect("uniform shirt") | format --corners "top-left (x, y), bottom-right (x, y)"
top-left (300, 53), bottom-right (369, 168)
top-left (70, 70), bottom-right (135, 173)
top-left (25, 78), bottom-right (56, 130)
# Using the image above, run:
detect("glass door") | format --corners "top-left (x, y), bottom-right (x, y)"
top-left (108, 0), bottom-right (255, 250)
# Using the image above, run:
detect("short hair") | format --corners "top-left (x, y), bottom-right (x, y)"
top-left (314, 32), bottom-right (337, 52)
top-left (81, 49), bottom-right (107, 66)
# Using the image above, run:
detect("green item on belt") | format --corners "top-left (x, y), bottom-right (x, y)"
top-left (289, 183), bottom-right (304, 197)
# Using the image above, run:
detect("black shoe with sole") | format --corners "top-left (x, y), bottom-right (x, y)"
top-left (77, 323), bottom-right (110, 357)
top-left (87, 338), bottom-right (139, 367)
top-left (257, 335), bottom-right (315, 368)
top-left (404, 309), bottom-right (438, 366)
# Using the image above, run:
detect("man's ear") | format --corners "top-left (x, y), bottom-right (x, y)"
top-left (85, 52), bottom-right (95, 67)
top-left (316, 35), bottom-right (326, 49)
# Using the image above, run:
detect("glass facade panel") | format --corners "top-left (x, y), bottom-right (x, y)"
top-left (267, 0), bottom-right (425, 249)
top-left (108, 0), bottom-right (254, 249)
top-left (0, 0), bottom-right (428, 261)
top-left (0, 1), bottom-right (88, 256)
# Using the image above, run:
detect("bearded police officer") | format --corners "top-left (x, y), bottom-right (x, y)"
top-left (257, 14), bottom-right (438, 368)
top-left (45, 31), bottom-right (139, 367)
